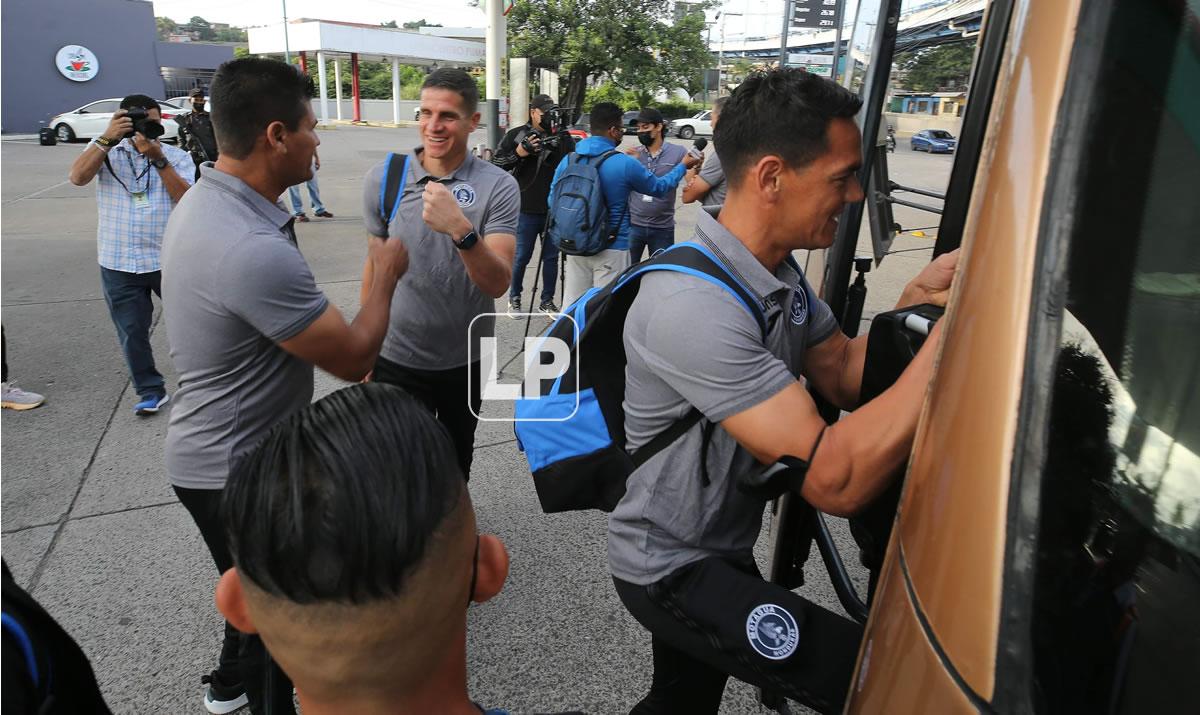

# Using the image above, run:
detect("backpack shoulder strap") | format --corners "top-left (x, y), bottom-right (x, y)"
top-left (378, 152), bottom-right (410, 227)
top-left (616, 243), bottom-right (767, 339)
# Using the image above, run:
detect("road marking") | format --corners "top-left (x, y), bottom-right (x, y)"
top-left (4, 180), bottom-right (73, 204)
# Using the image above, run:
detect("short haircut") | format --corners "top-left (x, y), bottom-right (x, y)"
top-left (222, 383), bottom-right (465, 604)
top-left (590, 102), bottom-right (623, 135)
top-left (421, 68), bottom-right (479, 115)
top-left (120, 94), bottom-right (160, 112)
top-left (209, 57), bottom-right (315, 160)
top-left (716, 68), bottom-right (862, 186)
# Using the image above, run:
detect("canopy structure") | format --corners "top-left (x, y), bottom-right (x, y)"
top-left (247, 19), bottom-right (484, 124)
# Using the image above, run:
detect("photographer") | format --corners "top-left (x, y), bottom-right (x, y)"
top-left (68, 94), bottom-right (194, 417)
top-left (175, 87), bottom-right (217, 179)
top-left (610, 69), bottom-right (959, 713)
top-left (493, 94), bottom-right (575, 313)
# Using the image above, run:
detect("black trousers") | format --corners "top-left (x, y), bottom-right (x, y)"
top-left (371, 356), bottom-right (482, 480)
top-left (174, 486), bottom-right (295, 715)
top-left (614, 557), bottom-right (863, 715)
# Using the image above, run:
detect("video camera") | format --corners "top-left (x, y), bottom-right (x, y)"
top-left (124, 107), bottom-right (164, 141)
top-left (519, 105), bottom-right (573, 155)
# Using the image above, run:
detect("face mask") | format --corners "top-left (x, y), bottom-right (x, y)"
top-left (637, 131), bottom-right (655, 147)
top-left (193, 101), bottom-right (205, 112)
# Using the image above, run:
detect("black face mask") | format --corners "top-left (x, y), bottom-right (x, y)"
top-left (637, 130), bottom-right (655, 147)
top-left (193, 101), bottom-right (205, 113)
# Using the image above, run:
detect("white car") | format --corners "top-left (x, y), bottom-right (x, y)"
top-left (672, 110), bottom-right (714, 140)
top-left (48, 98), bottom-right (183, 144)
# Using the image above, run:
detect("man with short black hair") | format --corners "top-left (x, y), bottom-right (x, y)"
top-left (682, 96), bottom-right (728, 209)
top-left (611, 69), bottom-right (959, 713)
top-left (164, 56), bottom-right (409, 714)
top-left (360, 67), bottom-right (520, 479)
top-left (627, 107), bottom-right (688, 262)
top-left (215, 384), bottom-right (512, 715)
top-left (553, 102), bottom-right (701, 307)
top-left (493, 94), bottom-right (575, 314)
top-left (68, 94), bottom-right (195, 416)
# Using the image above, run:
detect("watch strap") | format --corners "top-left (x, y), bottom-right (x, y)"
top-left (455, 230), bottom-right (479, 250)
top-left (151, 157), bottom-right (169, 169)
top-left (94, 136), bottom-right (117, 149)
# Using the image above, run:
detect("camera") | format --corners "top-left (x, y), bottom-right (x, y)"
top-left (518, 105), bottom-right (574, 154)
top-left (124, 107), bottom-right (164, 141)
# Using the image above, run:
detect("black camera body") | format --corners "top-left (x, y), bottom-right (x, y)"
top-left (518, 105), bottom-right (574, 155)
top-left (124, 107), bottom-right (164, 141)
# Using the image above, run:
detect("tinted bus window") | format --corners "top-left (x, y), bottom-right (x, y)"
top-left (1031, 1), bottom-right (1199, 712)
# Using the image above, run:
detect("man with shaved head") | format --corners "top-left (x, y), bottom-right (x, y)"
top-left (214, 383), bottom-right (511, 714)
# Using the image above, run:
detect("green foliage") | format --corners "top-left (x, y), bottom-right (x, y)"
top-left (507, 0), bottom-right (716, 110)
top-left (582, 84), bottom-right (702, 118)
top-left (895, 42), bottom-right (976, 92)
top-left (403, 19), bottom-right (443, 30)
top-left (155, 16), bottom-right (247, 43)
top-left (156, 17), bottom-right (177, 40)
top-left (315, 61), bottom-right (432, 101)
top-left (381, 20), bottom-right (399, 28)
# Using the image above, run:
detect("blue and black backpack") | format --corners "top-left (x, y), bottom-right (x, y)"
top-left (514, 242), bottom-right (774, 513)
top-left (545, 151), bottom-right (627, 256)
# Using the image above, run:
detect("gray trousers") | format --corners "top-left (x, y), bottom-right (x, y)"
top-left (563, 248), bottom-right (631, 309)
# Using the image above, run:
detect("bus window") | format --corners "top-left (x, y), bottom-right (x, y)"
top-left (1030, 1), bottom-right (1199, 711)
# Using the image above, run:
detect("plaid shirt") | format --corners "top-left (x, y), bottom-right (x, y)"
top-left (95, 139), bottom-right (194, 273)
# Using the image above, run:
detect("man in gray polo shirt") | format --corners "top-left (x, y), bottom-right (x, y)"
top-left (627, 107), bottom-right (688, 262)
top-left (162, 58), bottom-right (408, 715)
top-left (682, 97), bottom-right (729, 210)
top-left (360, 68), bottom-right (519, 479)
top-left (610, 69), bottom-right (959, 714)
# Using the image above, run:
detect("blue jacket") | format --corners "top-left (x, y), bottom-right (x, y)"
top-left (549, 136), bottom-right (688, 251)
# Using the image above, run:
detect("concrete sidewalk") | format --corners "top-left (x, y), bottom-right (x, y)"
top-left (1, 125), bottom-right (948, 713)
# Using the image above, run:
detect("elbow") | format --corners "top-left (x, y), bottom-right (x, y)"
top-left (804, 472), bottom-right (869, 517)
top-left (68, 171), bottom-right (87, 187)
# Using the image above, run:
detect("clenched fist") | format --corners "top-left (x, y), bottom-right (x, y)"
top-left (422, 182), bottom-right (473, 240)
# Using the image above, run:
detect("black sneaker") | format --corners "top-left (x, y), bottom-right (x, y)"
top-left (507, 296), bottom-right (522, 317)
top-left (201, 671), bottom-right (248, 714)
top-left (538, 299), bottom-right (560, 315)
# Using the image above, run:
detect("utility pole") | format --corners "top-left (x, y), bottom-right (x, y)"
top-left (778, 0), bottom-right (792, 69)
top-left (281, 0), bottom-right (291, 64)
top-left (718, 11), bottom-right (743, 97)
top-left (485, 0), bottom-right (506, 151)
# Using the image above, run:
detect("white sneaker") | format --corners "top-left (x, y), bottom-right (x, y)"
top-left (2, 382), bottom-right (45, 410)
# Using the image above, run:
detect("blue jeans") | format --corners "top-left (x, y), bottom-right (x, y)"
top-left (629, 224), bottom-right (676, 263)
top-left (99, 267), bottom-right (164, 399)
top-left (510, 212), bottom-right (559, 303)
top-left (288, 177), bottom-right (325, 215)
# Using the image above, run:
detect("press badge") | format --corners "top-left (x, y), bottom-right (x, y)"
top-left (642, 194), bottom-right (654, 202)
top-left (132, 192), bottom-right (150, 210)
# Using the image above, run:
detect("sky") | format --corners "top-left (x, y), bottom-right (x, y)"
top-left (149, 0), bottom-right (798, 44)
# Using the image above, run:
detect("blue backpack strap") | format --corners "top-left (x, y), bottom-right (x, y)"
top-left (614, 243), bottom-right (768, 338)
top-left (2, 612), bottom-right (40, 688)
top-left (378, 152), bottom-right (410, 227)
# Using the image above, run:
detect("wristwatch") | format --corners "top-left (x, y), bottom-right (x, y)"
top-left (454, 230), bottom-right (480, 250)
top-left (150, 157), bottom-right (169, 170)
top-left (94, 135), bottom-right (117, 149)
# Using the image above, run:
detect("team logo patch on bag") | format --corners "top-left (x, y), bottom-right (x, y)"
top-left (746, 603), bottom-right (799, 660)
top-left (452, 183), bottom-right (476, 208)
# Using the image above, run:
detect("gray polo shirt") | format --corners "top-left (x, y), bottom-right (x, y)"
top-left (697, 148), bottom-right (727, 208)
top-left (362, 147), bottom-right (520, 369)
top-left (161, 165), bottom-right (329, 489)
top-left (609, 211), bottom-right (839, 585)
top-left (629, 142), bottom-right (688, 229)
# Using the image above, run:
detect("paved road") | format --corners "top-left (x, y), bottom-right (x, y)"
top-left (1, 125), bottom-right (950, 714)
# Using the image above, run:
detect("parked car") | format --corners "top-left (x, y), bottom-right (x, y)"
top-left (569, 112), bottom-right (590, 141)
top-left (49, 98), bottom-right (182, 143)
top-left (910, 128), bottom-right (957, 153)
top-left (622, 110), bottom-right (640, 135)
top-left (671, 110), bottom-right (714, 140)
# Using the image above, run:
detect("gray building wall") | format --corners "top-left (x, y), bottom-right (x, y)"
top-left (1, 0), bottom-right (233, 133)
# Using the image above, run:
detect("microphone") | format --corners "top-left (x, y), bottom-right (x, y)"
top-left (688, 137), bottom-right (708, 160)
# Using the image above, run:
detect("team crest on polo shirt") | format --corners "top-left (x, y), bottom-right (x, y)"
top-left (451, 183), bottom-right (476, 208)
top-left (746, 604), bottom-right (799, 660)
top-left (790, 285), bottom-right (809, 325)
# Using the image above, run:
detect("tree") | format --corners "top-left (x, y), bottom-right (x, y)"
top-left (188, 16), bottom-right (217, 41)
top-left (403, 19), bottom-right (443, 30)
top-left (156, 17), bottom-right (178, 40)
top-left (895, 42), bottom-right (975, 92)
top-left (507, 0), bottom-right (715, 111)
top-left (381, 20), bottom-right (399, 28)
